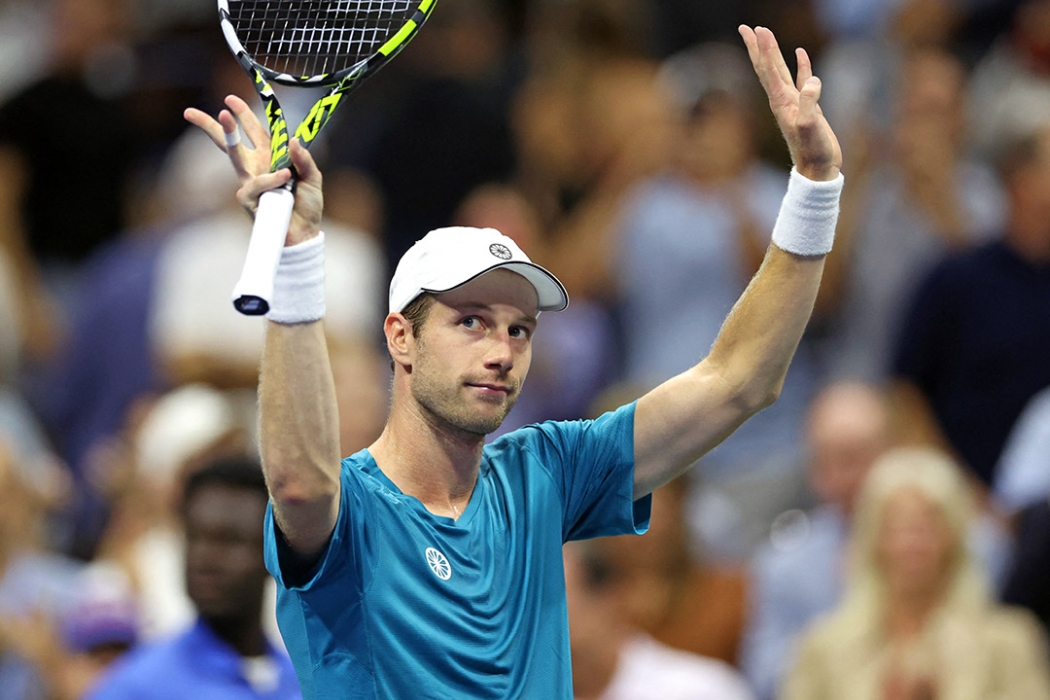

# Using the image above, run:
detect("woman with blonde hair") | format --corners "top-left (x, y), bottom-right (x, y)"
top-left (781, 447), bottom-right (1050, 700)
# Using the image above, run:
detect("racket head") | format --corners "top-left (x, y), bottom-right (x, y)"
top-left (218, 0), bottom-right (437, 87)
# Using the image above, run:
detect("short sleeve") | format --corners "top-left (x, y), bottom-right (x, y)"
top-left (512, 402), bottom-right (651, 541)
top-left (263, 458), bottom-right (373, 593)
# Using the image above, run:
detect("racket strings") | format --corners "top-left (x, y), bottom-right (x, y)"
top-left (229, 0), bottom-right (416, 77)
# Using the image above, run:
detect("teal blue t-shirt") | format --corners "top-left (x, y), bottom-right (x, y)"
top-left (263, 402), bottom-right (650, 699)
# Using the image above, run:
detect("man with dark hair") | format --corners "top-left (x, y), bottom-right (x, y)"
top-left (85, 457), bottom-right (301, 700)
top-left (890, 123), bottom-right (1050, 487)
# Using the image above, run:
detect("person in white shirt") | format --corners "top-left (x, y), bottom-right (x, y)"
top-left (564, 540), bottom-right (754, 700)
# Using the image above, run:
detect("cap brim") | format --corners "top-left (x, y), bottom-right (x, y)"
top-left (424, 261), bottom-right (569, 313)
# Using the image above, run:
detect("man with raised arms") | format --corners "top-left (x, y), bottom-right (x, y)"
top-left (184, 25), bottom-right (843, 699)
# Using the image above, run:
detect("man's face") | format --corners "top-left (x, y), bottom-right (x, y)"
top-left (183, 484), bottom-right (269, 623)
top-left (408, 269), bottom-right (538, 437)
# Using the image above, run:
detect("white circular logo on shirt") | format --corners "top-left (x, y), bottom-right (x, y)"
top-left (425, 547), bottom-right (452, 580)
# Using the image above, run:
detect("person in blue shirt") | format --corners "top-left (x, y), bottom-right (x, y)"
top-left (85, 457), bottom-right (301, 700)
top-left (183, 25), bottom-right (844, 699)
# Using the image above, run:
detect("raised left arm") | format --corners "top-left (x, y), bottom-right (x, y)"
top-left (633, 26), bottom-right (843, 498)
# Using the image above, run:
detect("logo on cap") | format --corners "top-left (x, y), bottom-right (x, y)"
top-left (489, 243), bottom-right (512, 260)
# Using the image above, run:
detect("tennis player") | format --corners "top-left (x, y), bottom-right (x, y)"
top-left (185, 25), bottom-right (842, 699)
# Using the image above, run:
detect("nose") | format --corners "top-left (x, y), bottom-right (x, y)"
top-left (483, 331), bottom-right (515, 373)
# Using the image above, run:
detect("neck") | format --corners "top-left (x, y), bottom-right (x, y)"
top-left (370, 395), bottom-right (484, 519)
top-left (884, 590), bottom-right (941, 640)
top-left (204, 613), bottom-right (268, 658)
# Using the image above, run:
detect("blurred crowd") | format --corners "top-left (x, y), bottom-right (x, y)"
top-left (0, 0), bottom-right (1049, 698)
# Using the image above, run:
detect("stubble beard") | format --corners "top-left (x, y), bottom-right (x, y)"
top-left (410, 344), bottom-right (519, 438)
top-left (412, 371), bottom-right (518, 437)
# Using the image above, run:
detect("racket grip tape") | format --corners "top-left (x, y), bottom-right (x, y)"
top-left (232, 186), bottom-right (296, 315)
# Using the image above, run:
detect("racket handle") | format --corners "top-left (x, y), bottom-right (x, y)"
top-left (232, 186), bottom-right (296, 316)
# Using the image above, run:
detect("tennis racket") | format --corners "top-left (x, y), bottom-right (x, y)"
top-left (219, 0), bottom-right (438, 315)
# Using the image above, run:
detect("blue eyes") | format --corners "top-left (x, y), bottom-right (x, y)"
top-left (459, 316), bottom-right (530, 339)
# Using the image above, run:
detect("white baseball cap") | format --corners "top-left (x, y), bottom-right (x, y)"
top-left (388, 227), bottom-right (569, 314)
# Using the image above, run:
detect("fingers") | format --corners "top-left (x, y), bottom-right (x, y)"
top-left (289, 138), bottom-right (321, 186)
top-left (225, 95), bottom-right (270, 152)
top-left (236, 168), bottom-right (293, 214)
top-left (739, 25), bottom-right (774, 94)
top-left (795, 48), bottom-right (813, 91)
top-left (760, 26), bottom-right (789, 87)
top-left (756, 26), bottom-right (793, 90)
top-left (184, 104), bottom-right (255, 181)
top-left (738, 25), bottom-right (758, 58)
top-left (739, 26), bottom-right (842, 178)
top-left (183, 107), bottom-right (226, 148)
top-left (798, 75), bottom-right (823, 128)
top-left (739, 25), bottom-right (795, 103)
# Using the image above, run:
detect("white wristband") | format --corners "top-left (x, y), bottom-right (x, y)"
top-left (771, 167), bottom-right (844, 257)
top-left (266, 232), bottom-right (326, 324)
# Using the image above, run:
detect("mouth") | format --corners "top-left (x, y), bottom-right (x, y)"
top-left (466, 382), bottom-right (513, 397)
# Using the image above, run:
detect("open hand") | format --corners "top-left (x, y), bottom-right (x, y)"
top-left (183, 95), bottom-right (323, 245)
top-left (738, 26), bottom-right (842, 181)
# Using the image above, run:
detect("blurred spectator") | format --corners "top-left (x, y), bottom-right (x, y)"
top-left (816, 0), bottom-right (971, 136)
top-left (32, 226), bottom-right (165, 559)
top-left (890, 122), bottom-right (1050, 487)
top-left (533, 61), bottom-right (675, 302)
top-left (0, 0), bottom-right (141, 354)
top-left (741, 381), bottom-right (892, 700)
top-left (824, 48), bottom-right (1005, 382)
top-left (86, 456), bottom-right (301, 700)
top-left (968, 0), bottom-right (1050, 158)
top-left (590, 476), bottom-right (749, 666)
top-left (0, 241), bottom-right (69, 515)
top-left (993, 386), bottom-right (1050, 513)
top-left (0, 0), bottom-right (51, 103)
top-left (330, 0), bottom-right (518, 275)
top-left (91, 383), bottom-right (256, 641)
top-left (781, 448), bottom-right (1050, 700)
top-left (1, 562), bottom-right (138, 700)
top-left (564, 540), bottom-right (754, 700)
top-left (0, 438), bottom-right (83, 700)
top-left (1001, 498), bottom-right (1050, 638)
top-left (515, 0), bottom-right (673, 291)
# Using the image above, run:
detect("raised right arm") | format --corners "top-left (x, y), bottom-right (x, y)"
top-left (185, 96), bottom-right (341, 558)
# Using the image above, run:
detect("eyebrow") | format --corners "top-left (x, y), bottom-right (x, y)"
top-left (454, 302), bottom-right (537, 327)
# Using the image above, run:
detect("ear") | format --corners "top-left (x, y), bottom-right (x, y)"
top-left (384, 313), bottom-right (415, 371)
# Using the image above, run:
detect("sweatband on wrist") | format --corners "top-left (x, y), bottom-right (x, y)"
top-left (266, 232), bottom-right (326, 324)
top-left (771, 167), bottom-right (844, 257)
